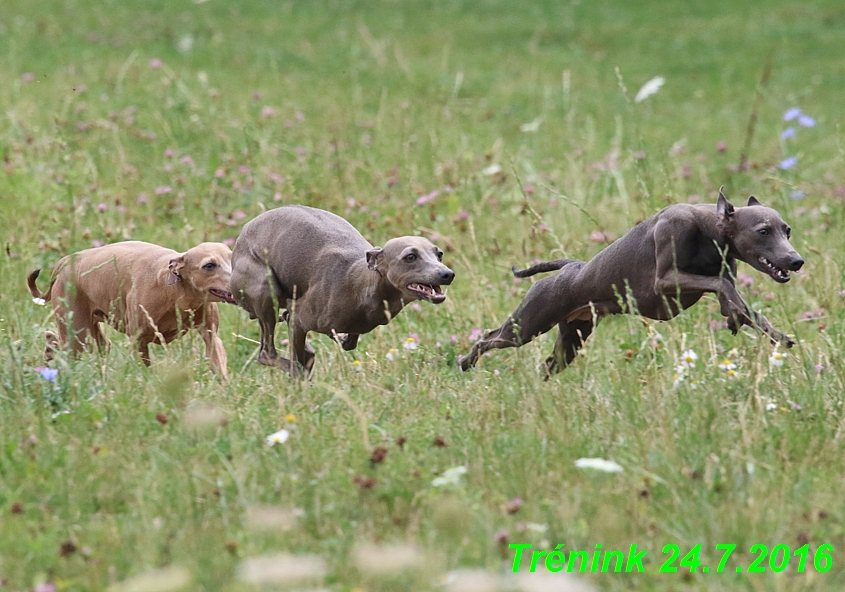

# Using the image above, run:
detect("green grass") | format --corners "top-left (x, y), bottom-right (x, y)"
top-left (2, 0), bottom-right (845, 590)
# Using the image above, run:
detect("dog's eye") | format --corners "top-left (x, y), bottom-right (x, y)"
top-left (202, 262), bottom-right (217, 270)
top-left (757, 228), bottom-right (769, 236)
top-left (404, 253), bottom-right (417, 263)
top-left (436, 252), bottom-right (443, 262)
top-left (785, 227), bottom-right (791, 239)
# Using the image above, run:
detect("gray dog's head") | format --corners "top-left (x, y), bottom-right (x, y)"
top-left (366, 236), bottom-right (455, 304)
top-left (718, 191), bottom-right (804, 284)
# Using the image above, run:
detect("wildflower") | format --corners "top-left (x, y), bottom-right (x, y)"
top-left (352, 360), bottom-right (363, 372)
top-left (432, 465), bottom-right (467, 487)
top-left (34, 367), bottom-right (59, 382)
top-left (284, 414), bottom-right (297, 424)
top-left (783, 107), bottom-right (802, 121)
top-left (672, 368), bottom-right (685, 388)
top-left (798, 114), bottom-right (815, 128)
top-left (790, 190), bottom-right (805, 200)
top-left (137, 192), bottom-right (148, 204)
top-left (504, 497), bottom-right (523, 514)
top-left (769, 351), bottom-right (787, 367)
top-left (482, 164), bottom-right (501, 175)
top-left (21, 72), bottom-right (35, 83)
top-left (416, 189), bottom-right (440, 205)
top-left (385, 348), bottom-right (397, 361)
top-left (574, 458), bottom-right (624, 473)
top-left (717, 359), bottom-right (737, 371)
top-left (716, 142), bottom-right (727, 152)
top-left (525, 522), bottom-right (549, 532)
top-left (149, 58), bottom-right (162, 69)
top-left (781, 127), bottom-right (796, 139)
top-left (680, 349), bottom-right (698, 368)
top-left (97, 203), bottom-right (107, 212)
top-left (265, 429), bottom-right (290, 446)
top-left (468, 328), bottom-right (484, 342)
top-left (155, 186), bottom-right (172, 195)
top-left (403, 337), bottom-right (418, 351)
top-left (814, 364), bottom-right (824, 372)
top-left (779, 157), bottom-right (798, 170)
top-left (766, 402), bottom-right (777, 411)
top-left (634, 76), bottom-right (665, 103)
top-left (725, 368), bottom-right (738, 379)
top-left (261, 106), bottom-right (275, 118)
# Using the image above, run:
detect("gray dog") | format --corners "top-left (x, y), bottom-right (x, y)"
top-left (457, 191), bottom-right (803, 375)
top-left (230, 205), bottom-right (455, 375)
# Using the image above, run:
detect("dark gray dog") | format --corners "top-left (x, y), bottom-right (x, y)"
top-left (457, 191), bottom-right (803, 375)
top-left (230, 205), bottom-right (455, 375)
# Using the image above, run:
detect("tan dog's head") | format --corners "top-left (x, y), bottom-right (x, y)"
top-left (167, 242), bottom-right (236, 303)
top-left (366, 236), bottom-right (455, 304)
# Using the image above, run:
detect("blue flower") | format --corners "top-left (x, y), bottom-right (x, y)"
top-left (779, 157), bottom-right (798, 170)
top-left (798, 114), bottom-right (816, 128)
top-left (790, 190), bottom-right (805, 200)
top-left (781, 127), bottom-right (796, 139)
top-left (783, 107), bottom-right (802, 121)
top-left (35, 367), bottom-right (59, 382)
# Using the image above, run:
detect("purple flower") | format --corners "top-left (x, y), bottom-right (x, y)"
top-left (783, 107), bottom-right (801, 121)
top-left (150, 58), bottom-right (162, 69)
top-left (97, 203), bottom-right (107, 212)
top-left (155, 186), bottom-right (172, 195)
top-left (790, 190), bottom-right (805, 200)
top-left (468, 328), bottom-right (484, 342)
top-left (34, 367), bottom-right (59, 382)
top-left (781, 127), bottom-right (796, 139)
top-left (137, 192), bottom-right (148, 204)
top-left (779, 157), bottom-right (798, 170)
top-left (798, 114), bottom-right (815, 128)
top-left (416, 189), bottom-right (440, 205)
top-left (261, 106), bottom-right (275, 118)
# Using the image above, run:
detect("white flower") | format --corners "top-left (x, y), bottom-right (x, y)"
top-left (265, 429), bottom-right (290, 446)
top-left (352, 360), bottom-right (363, 372)
top-left (385, 348), bottom-right (398, 361)
top-left (672, 372), bottom-right (685, 388)
top-left (482, 164), bottom-right (501, 176)
top-left (432, 465), bottom-right (467, 487)
top-left (524, 522), bottom-right (549, 533)
top-left (680, 349), bottom-right (698, 368)
top-left (766, 402), bottom-right (777, 411)
top-left (574, 458), bottom-right (624, 473)
top-left (33, 297), bottom-right (46, 306)
top-left (403, 337), bottom-right (418, 351)
top-left (634, 76), bottom-right (665, 103)
top-left (717, 359), bottom-right (737, 371)
top-left (769, 351), bottom-right (787, 367)
top-left (519, 117), bottom-right (543, 133)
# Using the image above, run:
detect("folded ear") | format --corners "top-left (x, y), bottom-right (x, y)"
top-left (747, 195), bottom-right (763, 207)
top-left (167, 256), bottom-right (184, 285)
top-left (366, 247), bottom-right (383, 271)
top-left (716, 187), bottom-right (735, 219)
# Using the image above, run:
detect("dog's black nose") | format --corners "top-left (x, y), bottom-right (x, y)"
top-left (788, 257), bottom-right (804, 271)
top-left (439, 269), bottom-right (455, 284)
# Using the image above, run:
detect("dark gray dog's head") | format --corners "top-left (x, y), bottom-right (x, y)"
top-left (718, 191), bottom-right (803, 283)
top-left (366, 236), bottom-right (455, 303)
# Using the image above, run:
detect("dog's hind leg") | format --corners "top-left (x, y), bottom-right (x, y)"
top-left (543, 320), bottom-right (595, 377)
top-left (456, 273), bottom-right (569, 371)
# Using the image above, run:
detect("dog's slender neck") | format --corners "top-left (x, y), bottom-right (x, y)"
top-left (349, 258), bottom-right (404, 318)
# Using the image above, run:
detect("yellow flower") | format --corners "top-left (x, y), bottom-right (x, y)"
top-left (285, 414), bottom-right (297, 424)
top-left (352, 360), bottom-right (363, 372)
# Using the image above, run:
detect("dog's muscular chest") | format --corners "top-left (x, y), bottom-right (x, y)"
top-left (683, 239), bottom-right (728, 277)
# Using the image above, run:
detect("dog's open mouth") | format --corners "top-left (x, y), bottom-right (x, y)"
top-left (209, 287), bottom-right (237, 304)
top-left (407, 283), bottom-right (447, 303)
top-left (759, 257), bottom-right (791, 283)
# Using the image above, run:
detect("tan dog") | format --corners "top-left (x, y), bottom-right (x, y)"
top-left (28, 241), bottom-right (236, 378)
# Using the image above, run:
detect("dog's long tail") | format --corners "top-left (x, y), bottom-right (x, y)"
top-left (27, 269), bottom-right (52, 302)
top-left (511, 258), bottom-right (578, 278)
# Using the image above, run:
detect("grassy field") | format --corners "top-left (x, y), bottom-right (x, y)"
top-left (2, 0), bottom-right (845, 590)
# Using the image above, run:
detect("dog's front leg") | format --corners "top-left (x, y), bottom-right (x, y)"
top-left (200, 306), bottom-right (229, 379)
